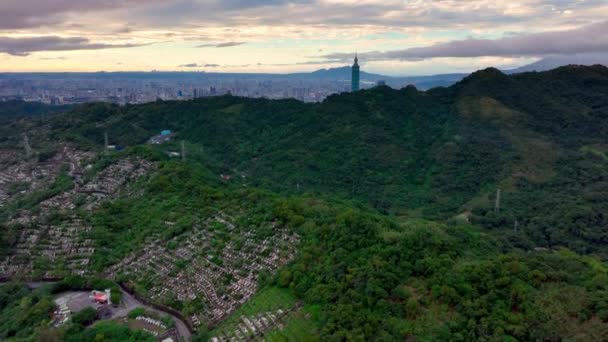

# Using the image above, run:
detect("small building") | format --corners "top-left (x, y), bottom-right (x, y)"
top-left (91, 289), bottom-right (112, 305)
top-left (148, 131), bottom-right (175, 145)
top-left (93, 292), bottom-right (108, 304)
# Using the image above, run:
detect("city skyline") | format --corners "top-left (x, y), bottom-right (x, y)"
top-left (1, 1), bottom-right (608, 75)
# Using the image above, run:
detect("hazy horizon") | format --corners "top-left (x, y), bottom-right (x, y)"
top-left (1, 1), bottom-right (608, 75)
top-left (0, 65), bottom-right (469, 77)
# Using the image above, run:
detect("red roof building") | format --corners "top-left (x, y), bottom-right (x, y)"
top-left (91, 290), bottom-right (110, 304)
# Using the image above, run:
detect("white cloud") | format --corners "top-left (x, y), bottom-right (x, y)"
top-left (0, 36), bottom-right (146, 56)
top-left (323, 21), bottom-right (608, 61)
top-left (1, 0), bottom-right (608, 73)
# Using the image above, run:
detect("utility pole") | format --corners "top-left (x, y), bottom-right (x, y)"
top-left (181, 140), bottom-right (186, 161)
top-left (22, 133), bottom-right (32, 159)
top-left (104, 131), bottom-right (109, 149)
top-left (494, 189), bottom-right (501, 213)
top-left (514, 218), bottom-right (519, 233)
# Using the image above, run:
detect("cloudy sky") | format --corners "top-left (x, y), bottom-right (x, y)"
top-left (0, 0), bottom-right (607, 75)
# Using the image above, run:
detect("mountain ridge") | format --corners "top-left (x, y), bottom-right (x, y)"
top-left (507, 53), bottom-right (608, 73)
top-left (34, 64), bottom-right (608, 254)
top-left (2, 65), bottom-right (608, 341)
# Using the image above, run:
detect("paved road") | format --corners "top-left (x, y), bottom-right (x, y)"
top-left (116, 288), bottom-right (191, 340)
top-left (3, 281), bottom-right (192, 341)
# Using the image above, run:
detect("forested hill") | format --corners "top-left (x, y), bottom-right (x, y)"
top-left (2, 65), bottom-right (608, 341)
top-left (42, 65), bottom-right (608, 257)
top-left (0, 100), bottom-right (72, 119)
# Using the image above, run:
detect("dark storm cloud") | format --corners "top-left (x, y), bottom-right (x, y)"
top-left (323, 21), bottom-right (608, 62)
top-left (0, 36), bottom-right (145, 56)
top-left (195, 42), bottom-right (246, 48)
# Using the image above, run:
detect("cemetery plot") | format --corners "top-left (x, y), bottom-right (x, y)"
top-left (262, 306), bottom-right (319, 341)
top-left (78, 158), bottom-right (155, 210)
top-left (0, 150), bottom-right (302, 335)
top-left (121, 308), bottom-right (179, 341)
top-left (209, 287), bottom-right (302, 342)
top-left (0, 146), bottom-right (94, 208)
top-left (0, 215), bottom-right (94, 278)
top-left (105, 215), bottom-right (300, 328)
top-left (210, 308), bottom-right (294, 342)
top-left (0, 155), bottom-right (155, 279)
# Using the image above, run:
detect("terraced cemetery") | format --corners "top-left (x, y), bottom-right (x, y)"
top-left (105, 214), bottom-right (300, 328)
top-left (0, 150), bottom-right (156, 279)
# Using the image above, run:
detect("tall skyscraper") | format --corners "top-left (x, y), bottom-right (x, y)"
top-left (351, 54), bottom-right (360, 92)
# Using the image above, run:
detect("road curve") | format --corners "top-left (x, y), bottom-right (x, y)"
top-left (2, 281), bottom-right (192, 341)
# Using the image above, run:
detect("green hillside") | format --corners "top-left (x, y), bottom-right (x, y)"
top-left (2, 65), bottom-right (608, 341)
top-left (0, 100), bottom-right (72, 119)
top-left (46, 65), bottom-right (608, 256)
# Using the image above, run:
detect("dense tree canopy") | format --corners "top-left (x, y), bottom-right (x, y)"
top-left (41, 65), bottom-right (608, 256)
top-left (2, 65), bottom-right (608, 341)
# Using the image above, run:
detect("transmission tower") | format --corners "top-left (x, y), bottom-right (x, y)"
top-left (494, 189), bottom-right (501, 213)
top-left (22, 133), bottom-right (32, 159)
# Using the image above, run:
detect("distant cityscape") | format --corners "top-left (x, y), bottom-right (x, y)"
top-left (0, 65), bottom-right (382, 105)
top-left (0, 75), bottom-right (355, 105)
top-left (0, 61), bottom-right (471, 105)
top-left (2, 55), bottom-right (600, 106)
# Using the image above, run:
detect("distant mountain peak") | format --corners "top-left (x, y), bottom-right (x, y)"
top-left (507, 53), bottom-right (608, 74)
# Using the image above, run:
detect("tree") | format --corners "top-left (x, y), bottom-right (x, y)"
top-left (72, 307), bottom-right (97, 326)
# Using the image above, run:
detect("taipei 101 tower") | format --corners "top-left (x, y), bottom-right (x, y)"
top-left (351, 54), bottom-right (360, 92)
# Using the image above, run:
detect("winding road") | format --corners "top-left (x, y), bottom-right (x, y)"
top-left (4, 281), bottom-right (192, 341)
top-left (116, 288), bottom-right (191, 340)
